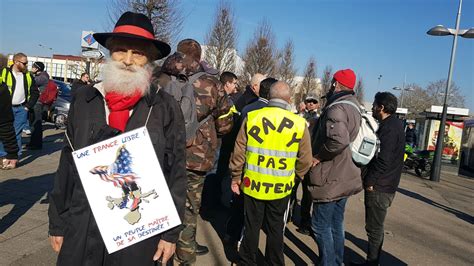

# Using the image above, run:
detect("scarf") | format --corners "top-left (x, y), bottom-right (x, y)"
top-left (104, 91), bottom-right (142, 132)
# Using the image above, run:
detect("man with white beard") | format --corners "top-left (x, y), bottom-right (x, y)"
top-left (48, 12), bottom-right (187, 265)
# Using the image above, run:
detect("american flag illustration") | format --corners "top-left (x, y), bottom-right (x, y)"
top-left (90, 145), bottom-right (138, 187)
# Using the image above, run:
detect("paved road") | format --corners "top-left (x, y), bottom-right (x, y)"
top-left (1, 127), bottom-right (473, 265)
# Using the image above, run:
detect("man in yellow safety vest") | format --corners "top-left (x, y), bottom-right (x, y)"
top-left (0, 52), bottom-right (39, 161)
top-left (230, 81), bottom-right (313, 265)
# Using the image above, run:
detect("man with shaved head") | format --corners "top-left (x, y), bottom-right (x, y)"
top-left (230, 81), bottom-right (313, 265)
top-left (233, 73), bottom-right (266, 112)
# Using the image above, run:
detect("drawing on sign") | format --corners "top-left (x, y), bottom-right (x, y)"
top-left (90, 145), bottom-right (158, 225)
top-left (73, 127), bottom-right (181, 253)
top-left (83, 33), bottom-right (96, 46)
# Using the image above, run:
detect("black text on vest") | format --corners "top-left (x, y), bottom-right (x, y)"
top-left (249, 117), bottom-right (301, 146)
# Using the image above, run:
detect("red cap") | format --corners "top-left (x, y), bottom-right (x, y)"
top-left (333, 69), bottom-right (356, 89)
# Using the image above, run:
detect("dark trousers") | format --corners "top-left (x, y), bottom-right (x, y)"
top-left (240, 194), bottom-right (290, 266)
top-left (289, 176), bottom-right (312, 228)
top-left (28, 103), bottom-right (44, 148)
top-left (226, 193), bottom-right (244, 242)
top-left (364, 190), bottom-right (395, 264)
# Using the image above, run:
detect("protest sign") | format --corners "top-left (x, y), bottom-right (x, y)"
top-left (72, 127), bottom-right (180, 253)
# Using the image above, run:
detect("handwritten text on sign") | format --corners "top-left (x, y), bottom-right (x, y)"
top-left (73, 127), bottom-right (181, 253)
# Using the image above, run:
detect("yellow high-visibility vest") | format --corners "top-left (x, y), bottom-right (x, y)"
top-left (242, 107), bottom-right (306, 200)
top-left (0, 68), bottom-right (33, 97)
top-left (218, 105), bottom-right (239, 119)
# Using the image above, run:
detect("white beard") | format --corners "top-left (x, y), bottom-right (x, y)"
top-left (101, 60), bottom-right (152, 96)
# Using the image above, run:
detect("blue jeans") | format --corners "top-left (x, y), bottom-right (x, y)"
top-left (0, 106), bottom-right (28, 158)
top-left (311, 197), bottom-right (348, 266)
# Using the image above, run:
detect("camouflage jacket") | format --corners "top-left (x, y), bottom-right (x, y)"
top-left (156, 52), bottom-right (233, 172)
top-left (187, 74), bottom-right (233, 171)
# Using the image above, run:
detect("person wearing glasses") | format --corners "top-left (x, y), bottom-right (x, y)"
top-left (290, 94), bottom-right (320, 235)
top-left (303, 95), bottom-right (320, 121)
top-left (0, 53), bottom-right (39, 163)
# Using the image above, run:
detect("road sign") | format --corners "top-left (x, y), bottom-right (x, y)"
top-left (82, 49), bottom-right (104, 59)
top-left (81, 31), bottom-right (99, 49)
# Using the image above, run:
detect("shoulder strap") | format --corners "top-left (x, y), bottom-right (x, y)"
top-left (199, 114), bottom-right (213, 127)
top-left (188, 72), bottom-right (207, 84)
top-left (328, 100), bottom-right (361, 114)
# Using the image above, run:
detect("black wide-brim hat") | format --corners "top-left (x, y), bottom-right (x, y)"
top-left (93, 12), bottom-right (171, 60)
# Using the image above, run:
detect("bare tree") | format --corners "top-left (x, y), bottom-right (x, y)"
top-left (425, 79), bottom-right (466, 108)
top-left (276, 39), bottom-right (297, 92)
top-left (107, 0), bottom-right (184, 45)
top-left (354, 77), bottom-right (365, 103)
top-left (320, 65), bottom-right (333, 107)
top-left (401, 83), bottom-right (431, 119)
top-left (241, 19), bottom-right (277, 85)
top-left (203, 1), bottom-right (237, 73)
top-left (67, 58), bottom-right (103, 81)
top-left (295, 57), bottom-right (318, 106)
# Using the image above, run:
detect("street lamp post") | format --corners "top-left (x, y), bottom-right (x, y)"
top-left (392, 86), bottom-right (413, 108)
top-left (377, 75), bottom-right (382, 90)
top-left (427, 0), bottom-right (474, 182)
top-left (38, 44), bottom-right (53, 75)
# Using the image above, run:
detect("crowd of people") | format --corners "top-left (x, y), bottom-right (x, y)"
top-left (0, 11), bottom-right (408, 266)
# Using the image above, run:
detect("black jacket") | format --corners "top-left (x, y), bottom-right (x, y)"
top-left (1, 67), bottom-right (39, 109)
top-left (234, 85), bottom-right (258, 113)
top-left (405, 127), bottom-right (417, 146)
top-left (216, 86), bottom-right (258, 177)
top-left (0, 83), bottom-right (18, 159)
top-left (71, 79), bottom-right (88, 96)
top-left (48, 84), bottom-right (187, 265)
top-left (365, 115), bottom-right (405, 193)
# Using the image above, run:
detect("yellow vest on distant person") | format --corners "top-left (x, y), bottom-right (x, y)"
top-left (242, 107), bottom-right (306, 200)
top-left (0, 68), bottom-right (33, 97)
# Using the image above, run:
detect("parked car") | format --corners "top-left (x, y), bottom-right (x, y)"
top-left (48, 80), bottom-right (72, 129)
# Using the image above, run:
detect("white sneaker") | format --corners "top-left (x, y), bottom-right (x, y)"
top-left (23, 129), bottom-right (31, 135)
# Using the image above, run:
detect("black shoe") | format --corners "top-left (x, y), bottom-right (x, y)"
top-left (296, 227), bottom-right (311, 236)
top-left (195, 243), bottom-right (209, 256)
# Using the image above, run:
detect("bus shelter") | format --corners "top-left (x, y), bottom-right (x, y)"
top-left (417, 106), bottom-right (470, 163)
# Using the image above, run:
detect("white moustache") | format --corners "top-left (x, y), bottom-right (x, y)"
top-left (102, 60), bottom-right (152, 96)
